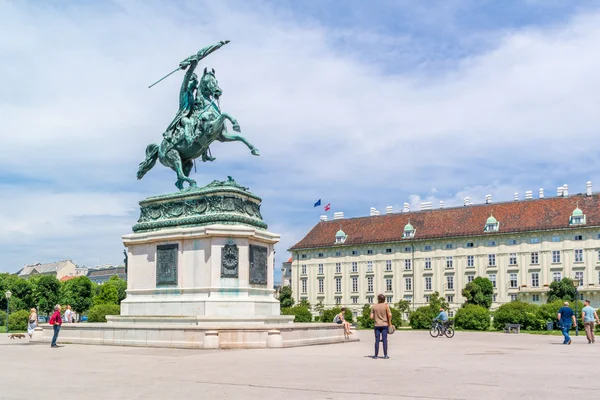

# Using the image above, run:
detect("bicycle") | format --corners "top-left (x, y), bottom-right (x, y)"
top-left (429, 320), bottom-right (455, 338)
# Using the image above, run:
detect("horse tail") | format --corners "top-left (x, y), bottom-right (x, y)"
top-left (137, 143), bottom-right (159, 180)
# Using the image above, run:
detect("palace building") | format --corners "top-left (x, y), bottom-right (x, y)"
top-left (289, 183), bottom-right (600, 318)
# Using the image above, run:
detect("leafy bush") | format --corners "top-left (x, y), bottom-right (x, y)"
top-left (493, 301), bottom-right (544, 330)
top-left (358, 304), bottom-right (374, 329)
top-left (93, 284), bottom-right (119, 306)
top-left (454, 305), bottom-right (490, 331)
top-left (409, 306), bottom-right (437, 329)
top-left (281, 306), bottom-right (312, 322)
top-left (8, 309), bottom-right (30, 331)
top-left (390, 307), bottom-right (403, 328)
top-left (278, 286), bottom-right (294, 308)
top-left (322, 307), bottom-right (353, 324)
top-left (0, 310), bottom-right (5, 327)
top-left (462, 277), bottom-right (494, 309)
top-left (87, 304), bottom-right (121, 323)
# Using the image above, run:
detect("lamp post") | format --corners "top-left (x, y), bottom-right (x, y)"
top-left (4, 290), bottom-right (11, 333)
top-left (572, 279), bottom-right (579, 337)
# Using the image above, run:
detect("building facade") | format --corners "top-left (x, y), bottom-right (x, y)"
top-left (281, 257), bottom-right (292, 287)
top-left (289, 187), bottom-right (600, 318)
top-left (87, 265), bottom-right (127, 284)
top-left (18, 260), bottom-right (77, 280)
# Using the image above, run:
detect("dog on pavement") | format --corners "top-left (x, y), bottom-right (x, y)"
top-left (9, 333), bottom-right (26, 339)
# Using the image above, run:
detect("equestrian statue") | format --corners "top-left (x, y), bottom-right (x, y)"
top-left (137, 40), bottom-right (259, 190)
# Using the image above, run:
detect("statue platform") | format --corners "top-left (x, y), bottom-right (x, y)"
top-left (33, 179), bottom-right (356, 349)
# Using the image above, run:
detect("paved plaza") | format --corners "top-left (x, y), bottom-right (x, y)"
top-left (1, 330), bottom-right (598, 400)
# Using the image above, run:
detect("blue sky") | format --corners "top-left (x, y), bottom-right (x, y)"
top-left (2, 1), bottom-right (600, 282)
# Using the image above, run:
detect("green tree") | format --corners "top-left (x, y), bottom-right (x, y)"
top-left (0, 273), bottom-right (19, 310)
top-left (60, 276), bottom-right (94, 317)
top-left (313, 300), bottom-right (325, 316)
top-left (395, 299), bottom-right (411, 315)
top-left (298, 298), bottom-right (311, 309)
top-left (462, 277), bottom-right (494, 309)
top-left (409, 292), bottom-right (449, 329)
top-left (429, 291), bottom-right (449, 311)
top-left (454, 304), bottom-right (491, 330)
top-left (93, 284), bottom-right (119, 306)
top-left (278, 286), bottom-right (294, 308)
top-left (87, 304), bottom-right (121, 323)
top-left (8, 278), bottom-right (35, 311)
top-left (358, 304), bottom-right (374, 329)
top-left (30, 275), bottom-right (61, 316)
top-left (105, 275), bottom-right (127, 303)
top-left (547, 277), bottom-right (577, 303)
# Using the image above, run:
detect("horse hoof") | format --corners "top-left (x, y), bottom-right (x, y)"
top-left (251, 149), bottom-right (260, 156)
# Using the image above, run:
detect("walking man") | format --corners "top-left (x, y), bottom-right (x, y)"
top-left (581, 300), bottom-right (599, 344)
top-left (557, 301), bottom-right (577, 345)
top-left (49, 304), bottom-right (62, 348)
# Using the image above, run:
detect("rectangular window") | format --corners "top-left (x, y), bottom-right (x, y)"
top-left (509, 273), bottom-right (518, 288)
top-left (301, 264), bottom-right (307, 275)
top-left (425, 258), bottom-right (432, 269)
top-left (487, 240), bottom-right (496, 247)
top-left (318, 278), bottom-right (324, 293)
top-left (425, 277), bottom-right (432, 290)
top-left (335, 277), bottom-right (342, 293)
top-left (553, 272), bottom-right (562, 282)
top-left (367, 249), bottom-right (373, 255)
top-left (446, 276), bottom-right (454, 290)
top-left (386, 278), bottom-right (393, 291)
top-left (335, 251), bottom-right (341, 257)
top-left (532, 294), bottom-right (540, 302)
top-left (386, 248), bottom-right (392, 253)
top-left (446, 256), bottom-right (453, 268)
top-left (552, 251), bottom-right (561, 263)
top-left (301, 279), bottom-right (307, 294)
top-left (386, 296), bottom-right (393, 304)
top-left (598, 250), bottom-right (600, 262)
top-left (335, 263), bottom-right (341, 273)
top-left (404, 259), bottom-right (412, 270)
top-left (352, 297), bottom-right (358, 304)
top-left (385, 260), bottom-right (392, 271)
top-left (335, 297), bottom-right (341, 305)
top-left (404, 246), bottom-right (412, 252)
top-left (509, 253), bottom-right (517, 265)
top-left (488, 254), bottom-right (496, 266)
top-left (367, 276), bottom-right (374, 292)
top-left (318, 264), bottom-right (324, 274)
top-left (352, 250), bottom-right (359, 256)
top-left (493, 294), bottom-right (497, 302)
top-left (530, 238), bottom-right (540, 244)
top-left (351, 262), bottom-right (358, 273)
top-left (575, 249), bottom-right (583, 262)
top-left (424, 295), bottom-right (430, 303)
top-left (447, 295), bottom-right (454, 303)
top-left (488, 274), bottom-right (496, 288)
top-left (318, 253), bottom-right (324, 258)
top-left (531, 252), bottom-right (539, 264)
top-left (575, 271), bottom-right (584, 286)
top-left (510, 294), bottom-right (518, 302)
top-left (531, 272), bottom-right (539, 288)
top-left (467, 255), bottom-right (474, 267)
top-left (446, 243), bottom-right (453, 249)
top-left (466, 242), bottom-right (474, 248)
top-left (352, 276), bottom-right (359, 292)
top-left (301, 254), bottom-right (307, 259)
top-left (367, 261), bottom-right (373, 272)
top-left (405, 277), bottom-right (412, 291)
top-left (552, 236), bottom-right (561, 242)
top-left (367, 296), bottom-right (374, 304)
top-left (507, 239), bottom-right (518, 245)
top-left (574, 235), bottom-right (583, 241)
top-left (424, 245), bottom-right (432, 251)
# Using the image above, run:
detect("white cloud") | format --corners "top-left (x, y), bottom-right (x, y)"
top-left (1, 1), bottom-right (600, 272)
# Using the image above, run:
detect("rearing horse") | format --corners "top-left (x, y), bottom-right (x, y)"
top-left (137, 49), bottom-right (259, 190)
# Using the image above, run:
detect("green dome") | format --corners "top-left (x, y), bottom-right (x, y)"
top-left (572, 207), bottom-right (583, 217)
top-left (486, 215), bottom-right (497, 224)
top-left (336, 229), bottom-right (346, 237)
top-left (404, 222), bottom-right (414, 232)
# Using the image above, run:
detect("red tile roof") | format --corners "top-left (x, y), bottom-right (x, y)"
top-left (290, 193), bottom-right (599, 250)
top-left (60, 275), bottom-right (76, 282)
top-left (286, 257), bottom-right (293, 263)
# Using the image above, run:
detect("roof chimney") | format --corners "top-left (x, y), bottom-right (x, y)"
top-left (539, 188), bottom-right (544, 198)
top-left (525, 190), bottom-right (533, 200)
top-left (320, 215), bottom-right (327, 222)
top-left (587, 181), bottom-right (592, 196)
top-left (333, 212), bottom-right (344, 220)
top-left (562, 184), bottom-right (568, 197)
top-left (513, 192), bottom-right (519, 201)
top-left (439, 200), bottom-right (444, 209)
top-left (485, 194), bottom-right (492, 204)
top-left (403, 202), bottom-right (410, 213)
top-left (464, 197), bottom-right (471, 206)
top-left (370, 207), bottom-right (377, 216)
top-left (420, 202), bottom-right (432, 211)
top-left (386, 206), bottom-right (393, 214)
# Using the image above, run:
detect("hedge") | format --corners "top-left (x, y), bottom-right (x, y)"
top-left (493, 301), bottom-right (544, 330)
top-left (454, 305), bottom-right (490, 331)
top-left (281, 306), bottom-right (312, 322)
top-left (8, 309), bottom-right (30, 331)
top-left (409, 306), bottom-right (437, 329)
top-left (87, 304), bottom-right (121, 323)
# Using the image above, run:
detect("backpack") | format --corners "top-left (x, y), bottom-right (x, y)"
top-left (333, 314), bottom-right (341, 323)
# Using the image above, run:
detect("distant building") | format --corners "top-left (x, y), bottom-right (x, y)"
top-left (281, 257), bottom-right (292, 287)
top-left (18, 260), bottom-right (77, 280)
top-left (86, 265), bottom-right (127, 284)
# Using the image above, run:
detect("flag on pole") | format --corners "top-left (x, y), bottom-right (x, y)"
top-left (314, 199), bottom-right (321, 207)
top-left (324, 203), bottom-right (331, 211)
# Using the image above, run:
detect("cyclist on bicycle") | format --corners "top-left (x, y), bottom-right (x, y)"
top-left (434, 308), bottom-right (449, 334)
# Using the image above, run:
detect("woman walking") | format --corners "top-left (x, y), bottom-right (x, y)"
top-left (27, 308), bottom-right (38, 339)
top-left (370, 294), bottom-right (392, 359)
